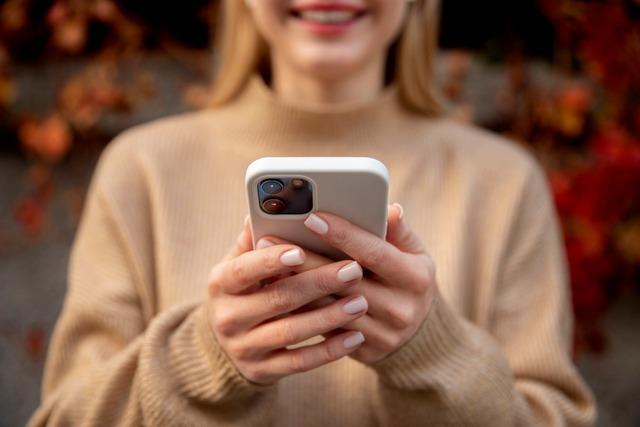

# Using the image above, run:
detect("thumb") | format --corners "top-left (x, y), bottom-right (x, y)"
top-left (386, 203), bottom-right (425, 254)
top-left (223, 214), bottom-right (254, 261)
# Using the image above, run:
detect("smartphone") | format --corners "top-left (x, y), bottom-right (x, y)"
top-left (245, 157), bottom-right (389, 260)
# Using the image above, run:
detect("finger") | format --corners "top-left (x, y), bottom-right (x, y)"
top-left (260, 330), bottom-right (365, 378)
top-left (323, 281), bottom-right (380, 316)
top-left (386, 203), bottom-right (425, 254)
top-left (290, 295), bottom-right (337, 314)
top-left (254, 236), bottom-right (336, 289)
top-left (292, 280), bottom-right (404, 326)
top-left (317, 279), bottom-right (415, 328)
top-left (303, 211), bottom-right (416, 287)
top-left (242, 294), bottom-right (368, 353)
top-left (320, 328), bottom-right (348, 339)
top-left (256, 235), bottom-right (333, 272)
top-left (223, 214), bottom-right (253, 261)
top-left (318, 312), bottom-right (400, 354)
top-left (231, 259), bottom-right (363, 327)
top-left (209, 243), bottom-right (306, 295)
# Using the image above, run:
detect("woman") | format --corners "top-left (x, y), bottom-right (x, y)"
top-left (29, 0), bottom-right (596, 425)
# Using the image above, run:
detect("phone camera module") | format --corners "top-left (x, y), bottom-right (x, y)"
top-left (260, 179), bottom-right (284, 195)
top-left (262, 198), bottom-right (286, 214)
top-left (257, 177), bottom-right (312, 215)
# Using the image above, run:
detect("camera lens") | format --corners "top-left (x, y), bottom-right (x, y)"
top-left (262, 198), bottom-right (286, 214)
top-left (260, 179), bottom-right (284, 195)
top-left (291, 178), bottom-right (307, 189)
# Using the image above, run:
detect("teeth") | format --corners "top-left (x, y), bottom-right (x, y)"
top-left (299, 10), bottom-right (357, 23)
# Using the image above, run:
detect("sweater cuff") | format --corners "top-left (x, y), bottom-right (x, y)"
top-left (175, 302), bottom-right (276, 404)
top-left (368, 286), bottom-right (472, 389)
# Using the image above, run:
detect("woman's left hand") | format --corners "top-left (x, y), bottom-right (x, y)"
top-left (257, 204), bottom-right (438, 365)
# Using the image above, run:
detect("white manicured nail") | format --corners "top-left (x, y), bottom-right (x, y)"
top-left (256, 238), bottom-right (274, 249)
top-left (280, 248), bottom-right (304, 266)
top-left (343, 331), bottom-right (365, 349)
top-left (337, 261), bottom-right (362, 283)
top-left (304, 213), bottom-right (329, 235)
top-left (392, 202), bottom-right (404, 220)
top-left (343, 296), bottom-right (368, 315)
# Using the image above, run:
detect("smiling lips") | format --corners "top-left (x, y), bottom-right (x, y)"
top-left (290, 2), bottom-right (367, 35)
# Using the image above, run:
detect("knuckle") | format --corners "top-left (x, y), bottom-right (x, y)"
top-left (243, 363), bottom-right (267, 384)
top-left (314, 269), bottom-right (336, 295)
top-left (233, 341), bottom-right (260, 362)
top-left (354, 347), bottom-right (376, 364)
top-left (384, 305), bottom-right (411, 330)
top-left (229, 258), bottom-right (250, 285)
top-left (404, 303), bottom-right (419, 324)
top-left (266, 286), bottom-right (293, 313)
top-left (318, 306), bottom-right (341, 329)
top-left (224, 337), bottom-right (262, 363)
top-left (364, 242), bottom-right (386, 266)
top-left (331, 226), bottom-right (351, 248)
top-left (275, 321), bottom-right (297, 347)
top-left (261, 249), bottom-right (280, 273)
top-left (289, 351), bottom-right (308, 374)
top-left (379, 332), bottom-right (402, 353)
top-left (322, 341), bottom-right (340, 362)
top-left (413, 265), bottom-right (432, 292)
top-left (207, 265), bottom-right (222, 295)
top-left (225, 339), bottom-right (245, 360)
top-left (212, 308), bottom-right (239, 338)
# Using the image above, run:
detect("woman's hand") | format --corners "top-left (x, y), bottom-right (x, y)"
top-left (260, 204), bottom-right (438, 365)
top-left (206, 217), bottom-right (369, 386)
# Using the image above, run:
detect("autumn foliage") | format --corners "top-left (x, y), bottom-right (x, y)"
top-left (1, 0), bottom-right (639, 354)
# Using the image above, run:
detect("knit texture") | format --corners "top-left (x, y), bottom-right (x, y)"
top-left (28, 74), bottom-right (596, 426)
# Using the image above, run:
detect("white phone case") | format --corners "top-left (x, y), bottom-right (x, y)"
top-left (245, 157), bottom-right (389, 260)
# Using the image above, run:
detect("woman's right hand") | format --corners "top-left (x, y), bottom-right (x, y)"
top-left (206, 216), bottom-right (368, 386)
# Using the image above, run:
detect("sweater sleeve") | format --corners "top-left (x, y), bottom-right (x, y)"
top-left (367, 160), bottom-right (597, 426)
top-left (27, 142), bottom-right (276, 427)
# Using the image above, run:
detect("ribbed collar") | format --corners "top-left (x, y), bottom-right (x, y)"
top-left (214, 73), bottom-right (411, 150)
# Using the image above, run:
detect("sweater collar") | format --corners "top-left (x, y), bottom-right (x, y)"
top-left (217, 73), bottom-right (407, 149)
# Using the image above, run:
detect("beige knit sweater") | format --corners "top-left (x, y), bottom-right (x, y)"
top-left (29, 74), bottom-right (596, 426)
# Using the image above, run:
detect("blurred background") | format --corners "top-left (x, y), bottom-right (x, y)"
top-left (1, 0), bottom-right (639, 425)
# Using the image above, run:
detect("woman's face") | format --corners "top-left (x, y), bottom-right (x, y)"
top-left (248, 0), bottom-right (408, 80)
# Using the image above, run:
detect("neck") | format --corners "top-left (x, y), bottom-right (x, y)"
top-left (270, 56), bottom-right (385, 109)
top-left (208, 71), bottom-right (411, 153)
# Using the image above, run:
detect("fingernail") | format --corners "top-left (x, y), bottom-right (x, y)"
top-left (280, 248), bottom-right (305, 266)
top-left (304, 213), bottom-right (329, 235)
top-left (392, 202), bottom-right (404, 220)
top-left (337, 261), bottom-right (362, 283)
top-left (256, 238), bottom-right (275, 249)
top-left (343, 295), bottom-right (368, 315)
top-left (343, 331), bottom-right (365, 349)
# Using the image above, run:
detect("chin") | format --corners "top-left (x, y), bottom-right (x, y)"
top-left (291, 45), bottom-right (371, 81)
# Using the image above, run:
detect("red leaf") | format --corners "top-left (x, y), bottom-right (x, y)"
top-left (25, 326), bottom-right (46, 361)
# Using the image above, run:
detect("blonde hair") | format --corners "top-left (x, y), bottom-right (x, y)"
top-left (209, 0), bottom-right (442, 116)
